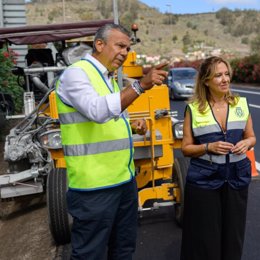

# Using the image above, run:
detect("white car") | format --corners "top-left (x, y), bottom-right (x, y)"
top-left (168, 67), bottom-right (197, 100)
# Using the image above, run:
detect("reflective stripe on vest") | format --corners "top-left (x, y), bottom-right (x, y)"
top-left (189, 97), bottom-right (249, 164)
top-left (56, 60), bottom-right (135, 190)
top-left (200, 153), bottom-right (246, 163)
top-left (63, 138), bottom-right (130, 156)
top-left (59, 110), bottom-right (129, 125)
top-left (192, 120), bottom-right (247, 137)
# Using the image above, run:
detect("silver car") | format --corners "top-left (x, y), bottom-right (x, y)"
top-left (168, 67), bottom-right (197, 100)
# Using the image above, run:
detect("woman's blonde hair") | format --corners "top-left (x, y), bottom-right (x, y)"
top-left (189, 56), bottom-right (238, 113)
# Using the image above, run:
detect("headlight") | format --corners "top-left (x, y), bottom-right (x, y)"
top-left (173, 121), bottom-right (183, 139)
top-left (174, 81), bottom-right (182, 88)
top-left (39, 129), bottom-right (62, 149)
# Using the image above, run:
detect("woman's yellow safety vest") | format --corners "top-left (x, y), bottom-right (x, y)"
top-left (189, 97), bottom-right (249, 164)
top-left (56, 59), bottom-right (135, 190)
top-left (187, 97), bottom-right (251, 189)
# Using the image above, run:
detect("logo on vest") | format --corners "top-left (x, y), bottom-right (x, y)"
top-left (235, 107), bottom-right (244, 117)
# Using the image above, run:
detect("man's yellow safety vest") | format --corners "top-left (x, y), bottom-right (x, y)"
top-left (56, 59), bottom-right (135, 190)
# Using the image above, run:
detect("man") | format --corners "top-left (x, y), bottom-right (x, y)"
top-left (56, 23), bottom-right (168, 260)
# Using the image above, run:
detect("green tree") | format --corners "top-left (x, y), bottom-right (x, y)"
top-left (186, 21), bottom-right (192, 28)
top-left (216, 8), bottom-right (235, 26)
top-left (241, 37), bottom-right (249, 45)
top-left (172, 35), bottom-right (178, 43)
top-left (182, 32), bottom-right (192, 46)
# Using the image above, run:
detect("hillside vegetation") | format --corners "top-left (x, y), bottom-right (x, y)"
top-left (26, 0), bottom-right (260, 59)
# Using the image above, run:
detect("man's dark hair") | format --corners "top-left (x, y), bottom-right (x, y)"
top-left (93, 24), bottom-right (130, 53)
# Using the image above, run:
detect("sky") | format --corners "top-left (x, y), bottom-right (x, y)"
top-left (139, 0), bottom-right (260, 14)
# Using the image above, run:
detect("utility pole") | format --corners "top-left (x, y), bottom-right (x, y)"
top-left (62, 0), bottom-right (66, 22)
top-left (166, 3), bottom-right (172, 24)
top-left (112, 0), bottom-right (123, 89)
top-left (113, 0), bottom-right (119, 24)
top-left (0, 0), bottom-right (3, 27)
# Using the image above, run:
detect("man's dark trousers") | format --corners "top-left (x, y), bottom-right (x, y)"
top-left (67, 179), bottom-right (138, 260)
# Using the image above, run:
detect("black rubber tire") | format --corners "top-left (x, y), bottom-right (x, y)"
top-left (47, 167), bottom-right (71, 245)
top-left (170, 89), bottom-right (175, 100)
top-left (0, 110), bottom-right (5, 131)
top-left (173, 157), bottom-right (190, 227)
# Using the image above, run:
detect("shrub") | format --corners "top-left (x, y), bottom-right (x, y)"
top-left (0, 48), bottom-right (24, 112)
top-left (230, 55), bottom-right (260, 84)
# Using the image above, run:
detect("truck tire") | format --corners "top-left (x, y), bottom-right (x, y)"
top-left (170, 88), bottom-right (175, 100)
top-left (173, 157), bottom-right (189, 227)
top-left (0, 110), bottom-right (5, 131)
top-left (47, 167), bottom-right (71, 245)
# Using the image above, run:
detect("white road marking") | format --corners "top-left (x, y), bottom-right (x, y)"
top-left (232, 88), bottom-right (260, 95)
top-left (249, 104), bottom-right (260, 109)
top-left (231, 88), bottom-right (260, 109)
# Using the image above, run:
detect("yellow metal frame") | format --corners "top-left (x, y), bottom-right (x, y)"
top-left (123, 50), bottom-right (143, 78)
top-left (48, 91), bottom-right (66, 168)
top-left (128, 85), bottom-right (180, 208)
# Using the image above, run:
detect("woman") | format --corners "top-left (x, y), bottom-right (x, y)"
top-left (180, 56), bottom-right (256, 260)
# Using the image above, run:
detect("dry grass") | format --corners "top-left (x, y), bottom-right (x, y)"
top-left (25, 1), bottom-right (259, 58)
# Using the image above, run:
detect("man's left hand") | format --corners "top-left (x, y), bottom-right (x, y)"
top-left (131, 119), bottom-right (147, 135)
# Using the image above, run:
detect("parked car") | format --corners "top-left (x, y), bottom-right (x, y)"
top-left (168, 67), bottom-right (197, 100)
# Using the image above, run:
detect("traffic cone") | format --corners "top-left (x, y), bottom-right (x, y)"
top-left (247, 148), bottom-right (258, 177)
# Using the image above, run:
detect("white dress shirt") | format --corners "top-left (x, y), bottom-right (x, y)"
top-left (57, 53), bottom-right (121, 123)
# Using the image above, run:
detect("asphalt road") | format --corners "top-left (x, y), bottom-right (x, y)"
top-left (60, 178), bottom-right (260, 260)
top-left (133, 177), bottom-right (260, 260)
